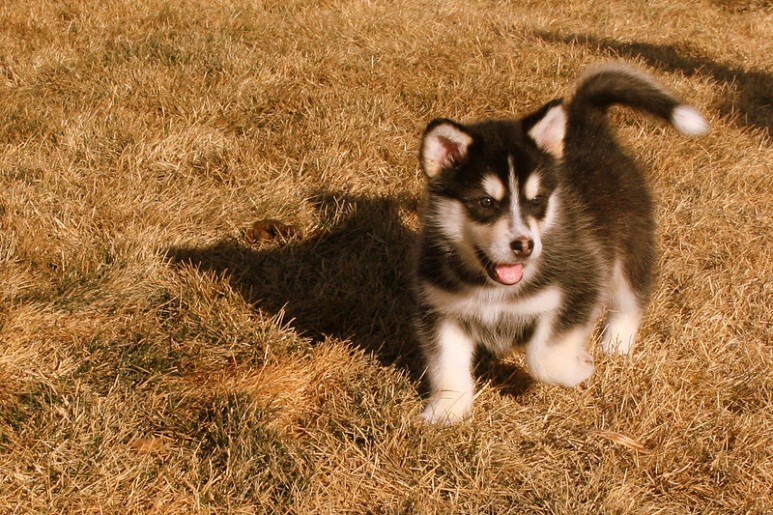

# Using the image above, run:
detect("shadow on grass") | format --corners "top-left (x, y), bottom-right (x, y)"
top-left (532, 30), bottom-right (772, 137)
top-left (165, 191), bottom-right (534, 399)
top-left (478, 356), bottom-right (534, 399)
top-left (166, 192), bottom-right (422, 376)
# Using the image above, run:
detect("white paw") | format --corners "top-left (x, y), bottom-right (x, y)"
top-left (602, 314), bottom-right (639, 355)
top-left (528, 345), bottom-right (595, 387)
top-left (555, 350), bottom-right (594, 387)
top-left (601, 332), bottom-right (633, 355)
top-left (421, 393), bottom-right (473, 425)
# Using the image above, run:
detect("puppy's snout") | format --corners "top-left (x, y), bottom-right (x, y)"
top-left (510, 238), bottom-right (534, 257)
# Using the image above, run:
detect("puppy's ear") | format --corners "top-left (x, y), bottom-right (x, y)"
top-left (525, 101), bottom-right (566, 159)
top-left (420, 119), bottom-right (472, 178)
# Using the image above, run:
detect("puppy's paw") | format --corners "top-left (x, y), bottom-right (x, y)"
top-left (601, 332), bottom-right (632, 355)
top-left (546, 350), bottom-right (594, 387)
top-left (528, 344), bottom-right (595, 387)
top-left (565, 350), bottom-right (595, 387)
top-left (421, 393), bottom-right (473, 425)
top-left (601, 314), bottom-right (640, 355)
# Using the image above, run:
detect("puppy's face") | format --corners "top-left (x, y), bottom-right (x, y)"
top-left (420, 104), bottom-right (565, 286)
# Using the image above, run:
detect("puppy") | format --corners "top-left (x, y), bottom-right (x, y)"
top-left (414, 63), bottom-right (708, 424)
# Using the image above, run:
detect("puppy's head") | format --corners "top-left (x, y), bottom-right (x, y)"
top-left (419, 101), bottom-right (566, 286)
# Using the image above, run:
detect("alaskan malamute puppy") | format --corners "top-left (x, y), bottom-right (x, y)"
top-left (415, 63), bottom-right (708, 424)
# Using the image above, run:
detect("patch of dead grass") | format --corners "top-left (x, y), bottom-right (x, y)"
top-left (1, 0), bottom-right (771, 512)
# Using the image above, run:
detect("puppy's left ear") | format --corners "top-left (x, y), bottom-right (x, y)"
top-left (525, 101), bottom-right (566, 159)
top-left (420, 119), bottom-right (473, 178)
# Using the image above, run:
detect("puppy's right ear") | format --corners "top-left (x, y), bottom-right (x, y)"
top-left (420, 119), bottom-right (472, 178)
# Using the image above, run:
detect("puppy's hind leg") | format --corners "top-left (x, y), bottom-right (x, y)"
top-left (602, 261), bottom-right (644, 355)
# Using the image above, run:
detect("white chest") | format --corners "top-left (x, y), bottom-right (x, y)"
top-left (422, 283), bottom-right (563, 325)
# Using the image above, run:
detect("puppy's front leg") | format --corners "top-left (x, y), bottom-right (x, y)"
top-left (526, 318), bottom-right (595, 387)
top-left (421, 318), bottom-right (476, 425)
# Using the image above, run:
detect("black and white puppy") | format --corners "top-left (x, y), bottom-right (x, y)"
top-left (414, 63), bottom-right (708, 424)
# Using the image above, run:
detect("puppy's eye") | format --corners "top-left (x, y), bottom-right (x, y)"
top-left (479, 196), bottom-right (495, 209)
top-left (528, 195), bottom-right (545, 207)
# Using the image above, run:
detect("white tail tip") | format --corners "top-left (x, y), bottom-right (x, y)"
top-left (671, 105), bottom-right (709, 136)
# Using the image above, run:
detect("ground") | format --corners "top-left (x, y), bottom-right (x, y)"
top-left (1, 0), bottom-right (771, 513)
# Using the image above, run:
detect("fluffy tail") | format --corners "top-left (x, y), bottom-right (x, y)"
top-left (568, 62), bottom-right (709, 136)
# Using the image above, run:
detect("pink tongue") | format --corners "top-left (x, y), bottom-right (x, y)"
top-left (494, 263), bottom-right (524, 285)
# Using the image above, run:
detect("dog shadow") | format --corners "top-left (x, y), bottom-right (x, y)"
top-left (165, 191), bottom-right (534, 399)
top-left (166, 192), bottom-right (423, 376)
top-left (477, 355), bottom-right (535, 399)
top-left (532, 30), bottom-right (772, 138)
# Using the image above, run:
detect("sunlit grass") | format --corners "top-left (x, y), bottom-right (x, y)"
top-left (1, 0), bottom-right (770, 512)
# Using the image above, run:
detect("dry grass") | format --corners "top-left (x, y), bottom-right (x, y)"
top-left (1, 0), bottom-right (771, 512)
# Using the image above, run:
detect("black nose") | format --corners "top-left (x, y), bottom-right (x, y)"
top-left (510, 238), bottom-right (534, 257)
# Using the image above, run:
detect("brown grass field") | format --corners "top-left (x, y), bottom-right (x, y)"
top-left (1, 0), bottom-right (771, 512)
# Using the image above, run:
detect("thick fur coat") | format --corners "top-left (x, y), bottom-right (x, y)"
top-left (414, 63), bottom-right (708, 424)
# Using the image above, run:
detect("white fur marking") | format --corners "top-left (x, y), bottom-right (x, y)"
top-left (528, 105), bottom-right (566, 158)
top-left (541, 190), bottom-right (560, 233)
top-left (422, 319), bottom-right (476, 424)
top-left (671, 105), bottom-right (709, 137)
top-left (603, 313), bottom-right (640, 355)
top-left (431, 199), bottom-right (465, 243)
top-left (422, 283), bottom-right (563, 323)
top-left (524, 173), bottom-right (541, 201)
top-left (508, 156), bottom-right (530, 236)
top-left (526, 217), bottom-right (543, 261)
top-left (602, 260), bottom-right (642, 355)
top-left (482, 174), bottom-right (505, 201)
top-left (527, 323), bottom-right (594, 387)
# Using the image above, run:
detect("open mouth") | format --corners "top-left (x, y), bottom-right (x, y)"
top-left (475, 248), bottom-right (525, 285)
top-left (491, 262), bottom-right (524, 285)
